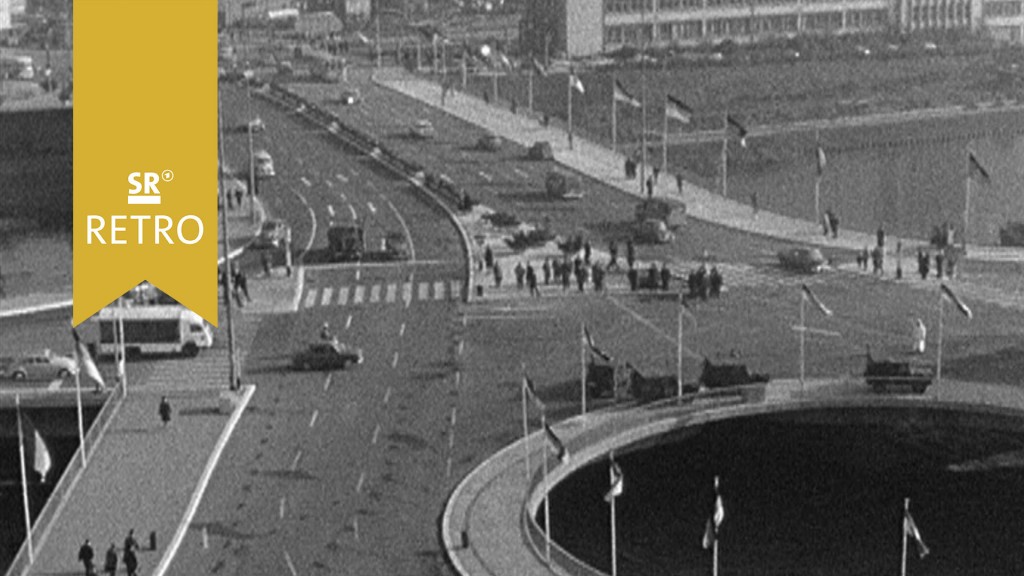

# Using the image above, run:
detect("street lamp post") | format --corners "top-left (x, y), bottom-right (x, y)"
top-left (217, 91), bottom-right (241, 392)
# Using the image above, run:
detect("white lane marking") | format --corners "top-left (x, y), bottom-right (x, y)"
top-left (386, 283), bottom-right (397, 303)
top-left (402, 282), bottom-right (413, 306)
top-left (284, 551), bottom-right (298, 576)
top-left (327, 204), bottom-right (336, 217)
top-left (321, 287), bottom-right (334, 306)
top-left (353, 285), bottom-right (365, 304)
top-left (337, 286), bottom-right (350, 305)
top-left (367, 201), bottom-right (377, 214)
top-left (356, 471), bottom-right (366, 493)
top-left (309, 410), bottom-right (319, 428)
top-left (385, 199), bottom-right (416, 262)
top-left (345, 314), bottom-right (352, 329)
top-left (458, 340), bottom-right (464, 356)
top-left (348, 204), bottom-right (358, 220)
top-left (433, 281), bottom-right (445, 300)
top-left (512, 167), bottom-right (530, 178)
top-left (455, 371), bottom-right (461, 387)
top-left (383, 387), bottom-right (392, 405)
top-left (450, 406), bottom-right (457, 427)
top-left (324, 373), bottom-right (332, 391)
top-left (478, 170), bottom-right (493, 182)
top-left (418, 282), bottom-right (429, 300)
top-left (300, 176), bottom-right (312, 187)
top-left (446, 457), bottom-right (453, 478)
top-left (291, 450), bottom-right (302, 472)
top-left (355, 268), bottom-right (361, 282)
top-left (324, 179), bottom-right (333, 188)
top-left (279, 497), bottom-right (286, 519)
top-left (448, 427), bottom-right (455, 449)
top-left (391, 352), bottom-right (399, 368)
top-left (352, 517), bottom-right (359, 542)
top-left (304, 289), bottom-right (317, 309)
top-left (372, 424), bottom-right (381, 445)
top-left (399, 322), bottom-right (405, 337)
top-left (291, 189), bottom-right (317, 262)
top-left (369, 284), bottom-right (381, 303)
top-left (336, 173), bottom-right (349, 183)
top-left (450, 280), bottom-right (461, 301)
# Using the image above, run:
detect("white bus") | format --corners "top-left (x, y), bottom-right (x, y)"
top-left (86, 305), bottom-right (214, 357)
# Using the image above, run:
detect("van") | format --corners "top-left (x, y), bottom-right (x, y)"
top-left (85, 305), bottom-right (214, 357)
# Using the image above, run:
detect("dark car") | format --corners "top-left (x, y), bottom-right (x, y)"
top-left (777, 247), bottom-right (826, 274)
top-left (292, 341), bottom-right (363, 371)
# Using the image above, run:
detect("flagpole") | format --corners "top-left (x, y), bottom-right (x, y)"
top-left (611, 81), bottom-right (618, 153)
top-left (814, 129), bottom-right (821, 227)
top-left (117, 297), bottom-right (127, 397)
top-left (936, 287), bottom-right (944, 386)
top-left (567, 71), bottom-right (574, 150)
top-left (542, 412), bottom-right (552, 563)
top-left (461, 52), bottom-right (467, 90)
top-left (580, 322), bottom-right (587, 414)
top-left (962, 154), bottom-right (971, 256)
top-left (16, 395), bottom-right (35, 563)
top-left (712, 517), bottom-right (720, 576)
top-left (609, 460), bottom-right (618, 576)
top-left (662, 103), bottom-right (668, 173)
top-left (901, 498), bottom-right (910, 576)
top-left (677, 302), bottom-right (684, 398)
top-left (721, 113), bottom-right (729, 198)
top-left (528, 69), bottom-right (534, 112)
top-left (521, 366), bottom-right (531, 480)
top-left (74, 365), bottom-right (87, 467)
top-left (799, 290), bottom-right (806, 393)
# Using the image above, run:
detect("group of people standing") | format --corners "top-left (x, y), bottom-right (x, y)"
top-left (78, 530), bottom-right (141, 576)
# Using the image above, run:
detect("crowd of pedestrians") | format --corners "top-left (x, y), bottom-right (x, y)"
top-left (79, 530), bottom-right (142, 576)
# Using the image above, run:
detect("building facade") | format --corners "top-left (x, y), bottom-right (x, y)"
top-left (523, 0), bottom-right (1023, 57)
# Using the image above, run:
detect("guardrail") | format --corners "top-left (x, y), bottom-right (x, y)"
top-left (249, 82), bottom-right (475, 302)
top-left (6, 389), bottom-right (125, 576)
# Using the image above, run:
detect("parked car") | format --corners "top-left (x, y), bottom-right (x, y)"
top-left (292, 341), bottom-right (363, 371)
top-left (1, 350), bottom-right (77, 381)
top-left (477, 133), bottom-right (502, 151)
top-left (777, 247), bottom-right (826, 273)
top-left (410, 119), bottom-right (436, 139)
top-left (248, 117), bottom-right (266, 132)
top-left (254, 150), bottom-right (276, 178)
top-left (252, 219), bottom-right (291, 249)
top-left (338, 88), bottom-right (361, 105)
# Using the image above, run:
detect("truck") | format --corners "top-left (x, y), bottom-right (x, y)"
top-left (864, 348), bottom-right (933, 394)
top-left (84, 305), bottom-right (214, 358)
top-left (633, 198), bottom-right (683, 244)
top-left (328, 224), bottom-right (365, 262)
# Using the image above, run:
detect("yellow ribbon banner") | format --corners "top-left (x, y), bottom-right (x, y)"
top-left (74, 0), bottom-right (216, 326)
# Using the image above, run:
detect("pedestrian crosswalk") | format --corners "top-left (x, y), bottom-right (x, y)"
top-left (302, 279), bottom-right (463, 309)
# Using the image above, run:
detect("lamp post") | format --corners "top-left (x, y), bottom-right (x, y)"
top-left (217, 90), bottom-right (241, 392)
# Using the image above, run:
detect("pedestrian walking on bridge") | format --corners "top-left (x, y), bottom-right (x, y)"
top-left (542, 258), bottom-right (551, 285)
top-left (159, 396), bottom-right (172, 426)
top-left (78, 539), bottom-right (95, 576)
top-left (104, 544), bottom-right (118, 576)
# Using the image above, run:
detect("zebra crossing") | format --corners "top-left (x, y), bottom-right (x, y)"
top-left (302, 278), bottom-right (463, 309)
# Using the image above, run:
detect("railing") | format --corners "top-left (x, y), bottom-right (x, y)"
top-left (5, 388), bottom-right (125, 576)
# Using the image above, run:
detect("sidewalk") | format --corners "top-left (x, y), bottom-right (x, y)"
top-left (374, 69), bottom-right (1024, 311)
top-left (0, 197), bottom-right (267, 320)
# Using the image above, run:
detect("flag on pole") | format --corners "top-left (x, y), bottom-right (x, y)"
top-left (33, 427), bottom-right (52, 482)
top-left (583, 325), bottom-right (613, 362)
top-left (666, 95), bottom-right (693, 124)
top-left (523, 372), bottom-right (546, 411)
top-left (816, 146), bottom-right (827, 177)
top-left (613, 80), bottom-right (641, 108)
top-left (569, 73), bottom-right (585, 94)
top-left (726, 115), bottom-right (748, 148)
top-left (702, 475), bottom-right (725, 549)
top-left (941, 284), bottom-right (973, 319)
top-left (531, 57), bottom-right (548, 77)
top-left (801, 284), bottom-right (833, 317)
top-left (604, 460), bottom-right (624, 503)
top-left (72, 327), bottom-right (105, 388)
top-left (904, 508), bottom-right (930, 559)
top-left (543, 422), bottom-right (570, 464)
top-left (968, 152), bottom-right (990, 183)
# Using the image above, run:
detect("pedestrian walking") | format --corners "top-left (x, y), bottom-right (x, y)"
top-left (583, 240), bottom-right (591, 265)
top-left (526, 264), bottom-right (539, 297)
top-left (626, 239), bottom-right (635, 269)
top-left (576, 265), bottom-right (587, 292)
top-left (514, 262), bottom-right (525, 289)
top-left (828, 210), bottom-right (839, 239)
top-left (78, 539), bottom-right (95, 576)
top-left (627, 266), bottom-right (638, 291)
top-left (260, 251), bottom-right (272, 277)
top-left (104, 543), bottom-right (118, 576)
top-left (592, 263), bottom-right (604, 293)
top-left (660, 263), bottom-right (671, 291)
top-left (750, 191), bottom-right (758, 217)
top-left (159, 396), bottom-right (172, 426)
top-left (912, 318), bottom-right (927, 354)
top-left (234, 188), bottom-right (243, 211)
top-left (124, 530), bottom-right (138, 554)
top-left (918, 250), bottom-right (929, 279)
top-left (695, 265), bottom-right (709, 300)
top-left (676, 173), bottom-right (684, 195)
top-left (608, 240), bottom-right (618, 270)
top-left (542, 258), bottom-right (551, 285)
top-left (123, 547), bottom-right (138, 576)
top-left (562, 259), bottom-right (572, 291)
top-left (510, 97), bottom-right (518, 114)
top-left (646, 175), bottom-right (654, 197)
top-left (624, 158), bottom-right (634, 179)
top-left (871, 246), bottom-right (883, 274)
top-left (876, 226), bottom-right (886, 249)
top-left (647, 263), bottom-right (658, 290)
top-left (653, 166), bottom-right (660, 183)
top-left (709, 266), bottom-right (723, 298)
top-left (484, 245), bottom-right (493, 268)
top-left (935, 251), bottom-right (945, 278)
top-left (493, 261), bottom-right (503, 288)
top-left (482, 90), bottom-right (490, 104)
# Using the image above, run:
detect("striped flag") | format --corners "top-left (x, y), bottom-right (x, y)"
top-left (569, 73), bottom-right (585, 94)
top-left (544, 422), bottom-right (570, 464)
top-left (530, 57), bottom-right (548, 77)
top-left (33, 426), bottom-right (52, 482)
top-left (801, 284), bottom-right (833, 317)
top-left (702, 475), bottom-right (725, 549)
top-left (583, 325), bottom-right (612, 362)
top-left (968, 152), bottom-right (990, 183)
top-left (726, 115), bottom-right (748, 148)
top-left (941, 284), bottom-right (973, 319)
top-left (71, 326), bottom-right (105, 388)
top-left (613, 80), bottom-right (641, 108)
top-left (523, 372), bottom-right (546, 411)
top-left (666, 95), bottom-right (693, 124)
top-left (604, 460), bottom-right (624, 503)
top-left (816, 146), bottom-right (827, 176)
top-left (904, 508), bottom-right (930, 559)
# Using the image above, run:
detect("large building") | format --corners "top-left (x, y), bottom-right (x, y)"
top-left (522, 0), bottom-right (1024, 57)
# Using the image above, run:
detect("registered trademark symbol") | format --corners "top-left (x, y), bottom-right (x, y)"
top-left (161, 170), bottom-right (174, 182)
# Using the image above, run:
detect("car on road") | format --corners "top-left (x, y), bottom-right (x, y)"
top-left (410, 119), bottom-right (436, 139)
top-left (477, 133), bottom-right (502, 151)
top-left (1, 350), bottom-right (77, 381)
top-left (338, 88), bottom-right (361, 105)
top-left (254, 150), bottom-right (276, 178)
top-left (252, 219), bottom-right (291, 249)
top-left (777, 247), bottom-right (827, 273)
top-left (292, 341), bottom-right (363, 371)
top-left (247, 117), bottom-right (266, 132)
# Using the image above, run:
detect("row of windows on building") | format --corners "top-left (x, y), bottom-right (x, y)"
top-left (905, 0), bottom-right (973, 28)
top-left (984, 0), bottom-right (1022, 16)
top-left (607, 0), bottom-right (885, 12)
top-left (604, 8), bottom-right (887, 41)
